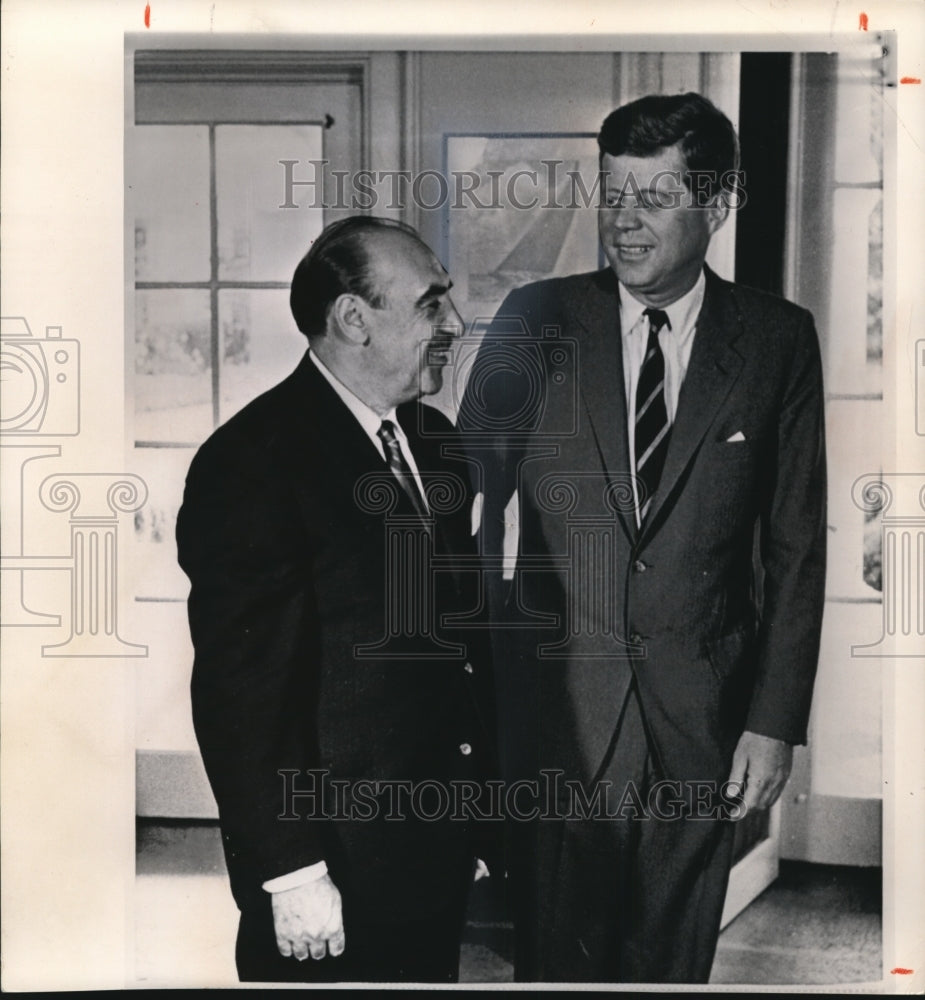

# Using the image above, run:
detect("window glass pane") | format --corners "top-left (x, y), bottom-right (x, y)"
top-left (865, 195), bottom-right (883, 365)
top-left (825, 187), bottom-right (882, 396)
top-left (216, 125), bottom-right (324, 282)
top-left (824, 398), bottom-right (883, 601)
top-left (133, 126), bottom-right (210, 281)
top-left (131, 446), bottom-right (197, 600)
top-left (833, 57), bottom-right (883, 185)
top-left (135, 290), bottom-right (213, 444)
top-left (218, 290), bottom-right (306, 424)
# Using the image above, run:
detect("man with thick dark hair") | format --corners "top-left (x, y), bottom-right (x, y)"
top-left (178, 216), bottom-right (496, 983)
top-left (597, 91), bottom-right (740, 200)
top-left (459, 91), bottom-right (826, 983)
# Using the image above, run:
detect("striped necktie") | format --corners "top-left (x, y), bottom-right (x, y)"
top-left (377, 419), bottom-right (430, 523)
top-left (634, 307), bottom-right (671, 522)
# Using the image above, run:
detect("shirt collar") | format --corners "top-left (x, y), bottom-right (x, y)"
top-left (618, 269), bottom-right (706, 337)
top-left (309, 350), bottom-right (399, 442)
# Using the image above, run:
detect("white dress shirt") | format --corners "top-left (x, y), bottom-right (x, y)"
top-left (620, 270), bottom-right (705, 523)
top-left (309, 350), bottom-right (428, 504)
top-left (262, 350), bottom-right (428, 894)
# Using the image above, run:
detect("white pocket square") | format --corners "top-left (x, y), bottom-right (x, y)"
top-left (726, 431), bottom-right (746, 442)
top-left (470, 491), bottom-right (484, 536)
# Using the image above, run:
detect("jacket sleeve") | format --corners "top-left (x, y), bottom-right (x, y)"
top-left (176, 433), bottom-right (325, 893)
top-left (745, 310), bottom-right (828, 744)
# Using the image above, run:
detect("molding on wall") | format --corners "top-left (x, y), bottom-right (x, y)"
top-left (134, 49), bottom-right (368, 84)
top-left (400, 50), bottom-right (423, 231)
top-left (781, 791), bottom-right (882, 866)
top-left (722, 803), bottom-right (781, 929)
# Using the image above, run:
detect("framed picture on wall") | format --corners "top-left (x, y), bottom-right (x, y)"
top-left (444, 133), bottom-right (603, 322)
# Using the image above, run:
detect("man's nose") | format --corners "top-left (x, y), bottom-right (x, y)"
top-left (612, 204), bottom-right (642, 230)
top-left (445, 300), bottom-right (464, 337)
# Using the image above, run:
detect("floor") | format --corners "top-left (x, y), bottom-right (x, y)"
top-left (455, 858), bottom-right (882, 986)
top-left (135, 822), bottom-right (882, 988)
top-left (709, 861), bottom-right (882, 986)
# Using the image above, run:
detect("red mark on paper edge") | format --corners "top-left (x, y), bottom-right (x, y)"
top-left (900, 77), bottom-right (922, 84)
top-left (144, 4), bottom-right (150, 27)
top-left (859, 12), bottom-right (868, 30)
top-left (891, 968), bottom-right (914, 975)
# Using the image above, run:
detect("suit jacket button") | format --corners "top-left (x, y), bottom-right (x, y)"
top-left (459, 742), bottom-right (473, 756)
top-left (633, 560), bottom-right (647, 573)
top-left (464, 662), bottom-right (474, 674)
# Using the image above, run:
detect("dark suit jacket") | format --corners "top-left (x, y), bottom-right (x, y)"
top-left (459, 266), bottom-right (827, 791)
top-left (177, 352), bottom-right (496, 922)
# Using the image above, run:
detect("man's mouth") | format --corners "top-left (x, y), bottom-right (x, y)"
top-left (426, 341), bottom-right (453, 366)
top-left (616, 244), bottom-right (653, 256)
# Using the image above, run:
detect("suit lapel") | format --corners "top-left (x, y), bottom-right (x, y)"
top-left (637, 268), bottom-right (745, 544)
top-left (573, 269), bottom-right (636, 544)
top-left (280, 352), bottom-right (394, 512)
top-left (400, 402), bottom-right (467, 548)
top-left (281, 357), bottom-right (450, 530)
top-left (398, 404), bottom-right (438, 528)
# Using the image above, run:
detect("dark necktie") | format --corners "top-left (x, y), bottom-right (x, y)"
top-left (634, 307), bottom-right (671, 522)
top-left (377, 419), bottom-right (430, 522)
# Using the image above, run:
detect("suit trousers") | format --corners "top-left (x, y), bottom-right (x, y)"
top-left (511, 681), bottom-right (736, 984)
top-left (235, 860), bottom-right (473, 984)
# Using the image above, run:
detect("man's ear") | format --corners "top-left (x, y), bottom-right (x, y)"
top-left (705, 197), bottom-right (730, 235)
top-left (330, 293), bottom-right (369, 346)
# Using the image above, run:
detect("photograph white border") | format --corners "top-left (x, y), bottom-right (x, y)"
top-left (2, 0), bottom-right (923, 991)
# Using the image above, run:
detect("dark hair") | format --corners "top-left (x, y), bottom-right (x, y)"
top-left (597, 92), bottom-right (739, 199)
top-left (290, 216), bottom-right (419, 339)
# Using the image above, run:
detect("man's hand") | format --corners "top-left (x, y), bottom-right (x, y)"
top-left (726, 730), bottom-right (794, 819)
top-left (271, 873), bottom-right (345, 961)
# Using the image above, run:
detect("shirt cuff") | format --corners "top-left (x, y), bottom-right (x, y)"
top-left (262, 861), bottom-right (328, 893)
